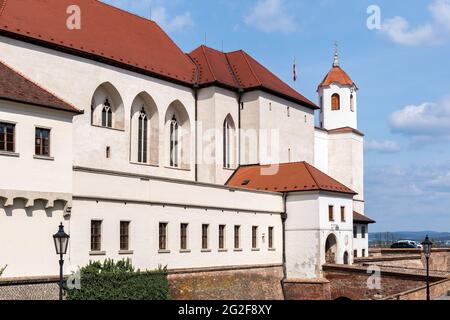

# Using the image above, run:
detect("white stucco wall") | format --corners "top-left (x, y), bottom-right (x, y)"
top-left (285, 191), bottom-right (353, 279)
top-left (318, 84), bottom-right (357, 130)
top-left (0, 101), bottom-right (74, 194)
top-left (353, 223), bottom-right (369, 258)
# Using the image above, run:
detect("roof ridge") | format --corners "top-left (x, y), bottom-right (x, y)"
top-left (224, 52), bottom-right (243, 89)
top-left (0, 59), bottom-right (80, 112)
top-left (95, 0), bottom-right (159, 26)
top-left (302, 162), bottom-right (319, 188)
top-left (200, 45), bottom-right (218, 83)
top-left (240, 50), bottom-right (262, 87)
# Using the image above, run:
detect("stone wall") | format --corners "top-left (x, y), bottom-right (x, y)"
top-left (168, 264), bottom-right (284, 300)
top-left (283, 278), bottom-right (331, 300)
top-left (0, 277), bottom-right (59, 300)
top-left (323, 264), bottom-right (446, 300)
top-left (385, 279), bottom-right (450, 300)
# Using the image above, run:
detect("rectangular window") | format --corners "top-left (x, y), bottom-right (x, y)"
top-left (328, 205), bottom-right (334, 222)
top-left (90, 220), bottom-right (102, 252)
top-left (362, 249), bottom-right (366, 257)
top-left (268, 227), bottom-right (274, 249)
top-left (252, 226), bottom-right (258, 249)
top-left (341, 206), bottom-right (346, 222)
top-left (219, 225), bottom-right (226, 249)
top-left (120, 221), bottom-right (130, 251)
top-left (180, 223), bottom-right (188, 250)
top-left (159, 223), bottom-right (168, 250)
top-left (353, 226), bottom-right (358, 238)
top-left (35, 127), bottom-right (50, 156)
top-left (234, 225), bottom-right (240, 249)
top-left (361, 226), bottom-right (366, 239)
top-left (354, 250), bottom-right (357, 258)
top-left (0, 122), bottom-right (15, 152)
top-left (202, 224), bottom-right (209, 250)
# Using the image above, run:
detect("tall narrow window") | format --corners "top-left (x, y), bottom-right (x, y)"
top-left (35, 127), bottom-right (50, 156)
top-left (159, 223), bottom-right (168, 251)
top-left (252, 226), bottom-right (258, 249)
top-left (170, 115), bottom-right (178, 167)
top-left (102, 99), bottom-right (112, 128)
top-left (91, 220), bottom-right (102, 252)
top-left (120, 221), bottom-right (130, 251)
top-left (219, 225), bottom-right (226, 250)
top-left (331, 93), bottom-right (340, 110)
top-left (0, 122), bottom-right (15, 152)
top-left (223, 119), bottom-right (231, 168)
top-left (341, 206), bottom-right (346, 222)
top-left (268, 227), bottom-right (274, 249)
top-left (353, 226), bottom-right (357, 238)
top-left (362, 249), bottom-right (366, 257)
top-left (361, 226), bottom-right (366, 239)
top-left (202, 224), bottom-right (209, 250)
top-left (234, 225), bottom-right (240, 249)
top-left (180, 223), bottom-right (188, 250)
top-left (350, 94), bottom-right (355, 112)
top-left (354, 250), bottom-right (358, 258)
top-left (328, 205), bottom-right (334, 222)
top-left (138, 108), bottom-right (148, 163)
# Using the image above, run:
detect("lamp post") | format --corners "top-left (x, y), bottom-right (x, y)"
top-left (53, 223), bottom-right (70, 301)
top-left (421, 235), bottom-right (433, 301)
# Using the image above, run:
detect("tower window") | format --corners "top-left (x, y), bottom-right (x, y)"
top-left (331, 93), bottom-right (340, 111)
top-left (350, 94), bottom-right (355, 112)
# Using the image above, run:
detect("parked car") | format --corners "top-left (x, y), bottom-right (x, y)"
top-left (398, 240), bottom-right (423, 249)
top-left (390, 240), bottom-right (421, 249)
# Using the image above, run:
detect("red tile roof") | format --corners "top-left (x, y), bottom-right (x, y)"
top-left (316, 126), bottom-right (365, 137)
top-left (226, 162), bottom-right (356, 195)
top-left (319, 66), bottom-right (355, 88)
top-left (0, 0), bottom-right (316, 110)
top-left (353, 211), bottom-right (376, 224)
top-left (189, 46), bottom-right (318, 109)
top-left (0, 0), bottom-right (197, 85)
top-left (0, 60), bottom-right (81, 113)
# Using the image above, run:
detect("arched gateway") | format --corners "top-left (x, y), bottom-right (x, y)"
top-left (325, 234), bottom-right (338, 264)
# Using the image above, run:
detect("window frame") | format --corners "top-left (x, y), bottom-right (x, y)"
top-left (137, 108), bottom-right (148, 164)
top-left (201, 224), bottom-right (209, 250)
top-left (353, 225), bottom-right (358, 238)
top-left (219, 225), bottom-right (226, 250)
top-left (328, 205), bottom-right (334, 222)
top-left (35, 127), bottom-right (51, 157)
top-left (90, 220), bottom-right (103, 252)
top-left (169, 115), bottom-right (179, 168)
top-left (340, 206), bottom-right (346, 222)
top-left (331, 93), bottom-right (340, 111)
top-left (268, 226), bottom-right (274, 249)
top-left (252, 226), bottom-right (258, 249)
top-left (234, 225), bottom-right (241, 250)
top-left (361, 226), bottom-right (366, 239)
top-left (159, 222), bottom-right (168, 251)
top-left (119, 221), bottom-right (130, 251)
top-left (180, 223), bottom-right (189, 250)
top-left (0, 121), bottom-right (16, 153)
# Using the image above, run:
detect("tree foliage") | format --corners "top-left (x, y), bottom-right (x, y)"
top-left (65, 259), bottom-right (170, 300)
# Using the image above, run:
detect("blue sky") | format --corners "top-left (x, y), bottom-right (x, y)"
top-left (102, 0), bottom-right (450, 232)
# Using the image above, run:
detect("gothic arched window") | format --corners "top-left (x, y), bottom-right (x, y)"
top-left (170, 115), bottom-right (179, 167)
top-left (138, 108), bottom-right (148, 163)
top-left (223, 118), bottom-right (232, 168)
top-left (102, 99), bottom-right (113, 127)
top-left (331, 94), bottom-right (340, 111)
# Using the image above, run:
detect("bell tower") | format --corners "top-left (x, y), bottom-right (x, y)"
top-left (318, 45), bottom-right (358, 130)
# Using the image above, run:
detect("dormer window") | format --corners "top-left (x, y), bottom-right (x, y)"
top-left (102, 99), bottom-right (112, 128)
top-left (331, 94), bottom-right (340, 111)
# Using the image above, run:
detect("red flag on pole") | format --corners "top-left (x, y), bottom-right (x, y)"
top-left (293, 58), bottom-right (297, 83)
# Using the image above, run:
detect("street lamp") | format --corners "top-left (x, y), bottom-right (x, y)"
top-left (421, 235), bottom-right (433, 301)
top-left (53, 223), bottom-right (70, 301)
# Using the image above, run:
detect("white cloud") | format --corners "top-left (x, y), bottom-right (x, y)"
top-left (365, 140), bottom-right (401, 153)
top-left (245, 0), bottom-right (296, 33)
top-left (102, 1), bottom-right (193, 32)
top-left (380, 0), bottom-right (450, 46)
top-left (390, 97), bottom-right (450, 139)
top-left (151, 7), bottom-right (193, 32)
